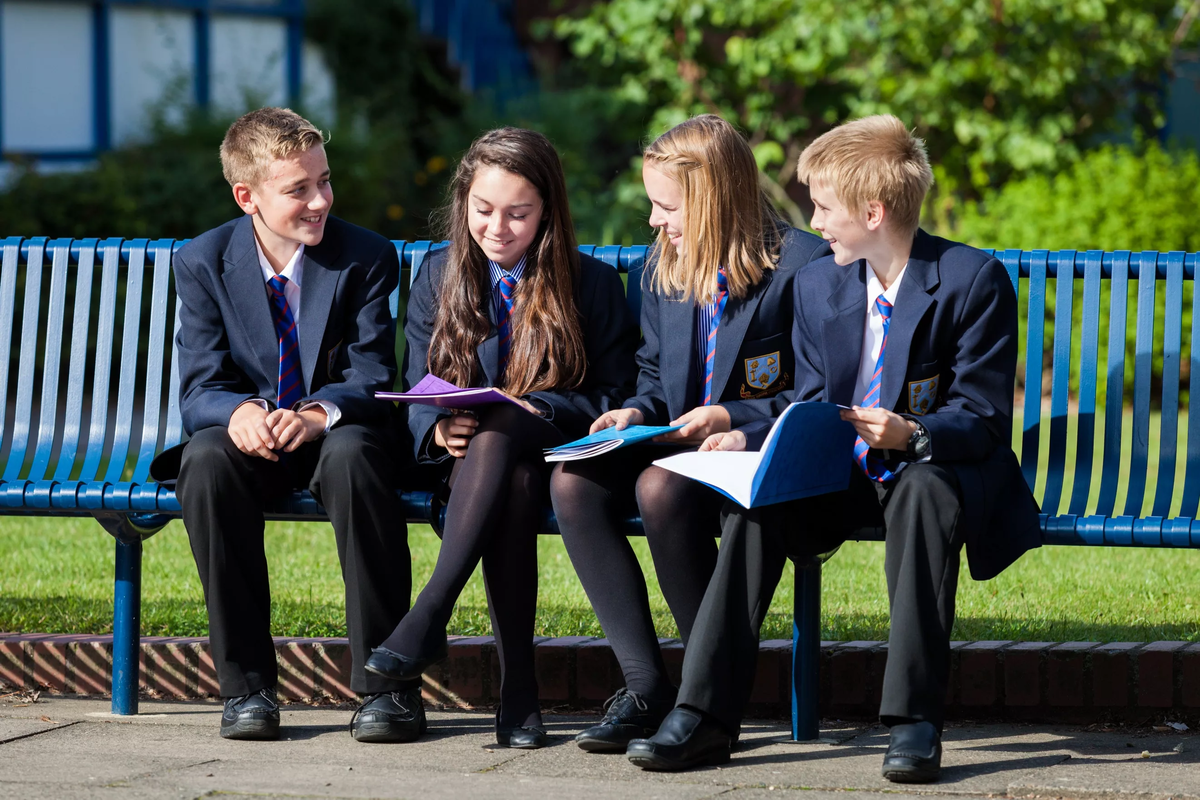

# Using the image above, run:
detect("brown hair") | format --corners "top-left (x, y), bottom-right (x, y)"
top-left (428, 128), bottom-right (586, 396)
top-left (220, 107), bottom-right (326, 188)
top-left (643, 114), bottom-right (782, 303)
top-left (796, 114), bottom-right (933, 237)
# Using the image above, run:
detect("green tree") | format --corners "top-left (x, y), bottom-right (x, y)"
top-left (548, 0), bottom-right (1198, 226)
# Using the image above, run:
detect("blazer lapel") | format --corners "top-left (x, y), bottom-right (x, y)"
top-left (476, 289), bottom-right (500, 386)
top-left (822, 261), bottom-right (868, 406)
top-left (711, 270), bottom-right (771, 403)
top-left (221, 217), bottom-right (280, 393)
top-left (879, 232), bottom-right (939, 412)
top-left (298, 254), bottom-right (337, 394)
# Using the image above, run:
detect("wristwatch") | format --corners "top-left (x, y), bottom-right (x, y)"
top-left (905, 419), bottom-right (931, 461)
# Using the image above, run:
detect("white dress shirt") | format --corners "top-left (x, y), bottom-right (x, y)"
top-left (235, 238), bottom-right (340, 432)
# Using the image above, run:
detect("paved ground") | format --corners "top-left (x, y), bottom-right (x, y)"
top-left (0, 694), bottom-right (1196, 800)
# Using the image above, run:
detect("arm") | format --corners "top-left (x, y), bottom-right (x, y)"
top-left (400, 255), bottom-right (453, 464)
top-left (918, 256), bottom-right (1018, 461)
top-left (303, 240), bottom-right (399, 427)
top-left (524, 264), bottom-right (640, 432)
top-left (174, 250), bottom-right (262, 435)
top-left (620, 277), bottom-right (671, 425)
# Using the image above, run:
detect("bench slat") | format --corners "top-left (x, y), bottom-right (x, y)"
top-left (127, 240), bottom-right (175, 510)
top-left (1042, 250), bottom-right (1077, 515)
top-left (2, 238), bottom-right (48, 498)
top-left (1095, 251), bottom-right (1131, 517)
top-left (101, 240), bottom-right (149, 504)
top-left (1019, 249), bottom-right (1047, 493)
top-left (51, 239), bottom-right (99, 485)
top-left (1153, 251), bottom-right (1185, 518)
top-left (1068, 250), bottom-right (1103, 515)
top-left (0, 239), bottom-right (20, 455)
top-left (78, 239), bottom-right (125, 509)
top-left (1123, 252), bottom-right (1158, 517)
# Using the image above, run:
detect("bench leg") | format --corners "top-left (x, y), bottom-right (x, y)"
top-left (791, 558), bottom-right (821, 741)
top-left (112, 537), bottom-right (142, 715)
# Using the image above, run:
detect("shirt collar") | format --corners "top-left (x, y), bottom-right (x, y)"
top-left (255, 237), bottom-right (305, 288)
top-left (866, 262), bottom-right (907, 313)
top-left (489, 252), bottom-right (528, 289)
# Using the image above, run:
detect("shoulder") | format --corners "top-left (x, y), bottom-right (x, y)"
top-left (793, 251), bottom-right (845, 293)
top-left (174, 217), bottom-right (243, 267)
top-left (920, 231), bottom-right (1007, 292)
top-left (577, 251), bottom-right (623, 293)
top-left (777, 225), bottom-right (831, 269)
top-left (321, 216), bottom-right (394, 263)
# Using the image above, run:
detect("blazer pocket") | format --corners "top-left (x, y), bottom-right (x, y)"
top-left (907, 360), bottom-right (941, 415)
top-left (737, 333), bottom-right (791, 400)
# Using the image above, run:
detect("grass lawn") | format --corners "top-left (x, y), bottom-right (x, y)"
top-left (0, 516), bottom-right (1194, 643)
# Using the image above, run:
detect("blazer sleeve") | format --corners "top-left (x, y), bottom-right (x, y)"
top-left (524, 262), bottom-right (640, 436)
top-left (304, 240), bottom-right (400, 426)
top-left (400, 255), bottom-right (453, 464)
top-left (174, 249), bottom-right (261, 434)
top-left (621, 279), bottom-right (671, 425)
top-left (920, 256), bottom-right (1018, 462)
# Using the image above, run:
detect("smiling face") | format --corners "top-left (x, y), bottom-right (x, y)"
top-left (467, 166), bottom-right (544, 269)
top-left (642, 162), bottom-right (685, 255)
top-left (235, 144), bottom-right (332, 269)
top-left (808, 180), bottom-right (875, 266)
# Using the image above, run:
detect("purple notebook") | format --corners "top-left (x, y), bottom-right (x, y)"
top-left (376, 374), bottom-right (523, 409)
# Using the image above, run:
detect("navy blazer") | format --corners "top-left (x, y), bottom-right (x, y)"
top-left (625, 226), bottom-right (830, 428)
top-left (404, 247), bottom-right (640, 464)
top-left (151, 214), bottom-right (401, 481)
top-left (744, 229), bottom-right (1041, 580)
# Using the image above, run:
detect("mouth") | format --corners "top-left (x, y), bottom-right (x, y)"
top-left (300, 215), bottom-right (324, 226)
top-left (485, 237), bottom-right (513, 248)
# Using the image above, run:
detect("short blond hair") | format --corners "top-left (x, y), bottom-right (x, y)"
top-left (219, 107), bottom-right (326, 188)
top-left (643, 114), bottom-right (781, 303)
top-left (797, 115), bottom-right (933, 237)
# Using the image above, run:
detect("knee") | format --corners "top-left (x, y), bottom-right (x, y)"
top-left (635, 466), bottom-right (689, 526)
top-left (319, 425), bottom-right (378, 468)
top-left (894, 464), bottom-right (960, 506)
top-left (179, 427), bottom-right (239, 478)
top-left (477, 403), bottom-right (525, 434)
top-left (549, 464), bottom-right (599, 520)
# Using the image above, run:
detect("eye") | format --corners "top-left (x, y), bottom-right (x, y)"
top-left (475, 208), bottom-right (492, 216)
top-left (509, 213), bottom-right (527, 220)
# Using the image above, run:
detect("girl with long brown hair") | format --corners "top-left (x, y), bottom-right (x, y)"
top-left (550, 114), bottom-right (831, 752)
top-left (366, 127), bottom-right (639, 748)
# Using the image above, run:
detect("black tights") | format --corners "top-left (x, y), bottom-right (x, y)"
top-left (380, 404), bottom-right (563, 728)
top-left (550, 450), bottom-right (723, 702)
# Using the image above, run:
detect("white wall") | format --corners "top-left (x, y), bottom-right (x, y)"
top-left (109, 7), bottom-right (194, 145)
top-left (209, 14), bottom-right (287, 114)
top-left (1, 1), bottom-right (93, 151)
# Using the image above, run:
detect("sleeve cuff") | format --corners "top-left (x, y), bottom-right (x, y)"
top-left (298, 400), bottom-right (341, 434)
top-left (523, 395), bottom-right (555, 421)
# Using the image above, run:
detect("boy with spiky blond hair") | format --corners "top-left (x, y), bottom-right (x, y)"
top-left (151, 107), bottom-right (420, 743)
top-left (628, 115), bottom-right (1040, 781)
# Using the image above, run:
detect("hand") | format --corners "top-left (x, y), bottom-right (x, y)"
top-left (699, 430), bottom-right (747, 452)
top-left (839, 406), bottom-right (916, 450)
top-left (498, 390), bottom-right (544, 417)
top-left (434, 413), bottom-right (479, 458)
top-left (268, 407), bottom-right (327, 453)
top-left (657, 405), bottom-right (731, 444)
top-left (228, 402), bottom-right (279, 461)
top-left (589, 407), bottom-right (644, 434)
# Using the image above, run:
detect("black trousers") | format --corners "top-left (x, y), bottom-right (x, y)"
top-left (677, 463), bottom-right (964, 732)
top-left (176, 424), bottom-right (413, 698)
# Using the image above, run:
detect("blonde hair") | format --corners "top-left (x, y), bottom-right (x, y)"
top-left (643, 114), bottom-right (781, 303)
top-left (220, 107), bottom-right (326, 188)
top-left (796, 115), bottom-right (933, 237)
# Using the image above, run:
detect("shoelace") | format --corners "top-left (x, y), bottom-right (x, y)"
top-left (350, 691), bottom-right (415, 726)
top-left (229, 687), bottom-right (277, 712)
top-left (601, 688), bottom-right (648, 720)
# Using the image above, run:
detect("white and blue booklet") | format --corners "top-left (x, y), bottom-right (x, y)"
top-left (543, 424), bottom-right (685, 462)
top-left (652, 402), bottom-right (856, 508)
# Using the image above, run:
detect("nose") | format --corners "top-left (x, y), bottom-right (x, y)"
top-left (310, 189), bottom-right (330, 211)
top-left (648, 206), bottom-right (665, 230)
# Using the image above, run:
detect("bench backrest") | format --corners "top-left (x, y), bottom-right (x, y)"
top-left (1, 236), bottom-right (1197, 547)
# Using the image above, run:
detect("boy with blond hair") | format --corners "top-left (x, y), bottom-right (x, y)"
top-left (627, 115), bottom-right (1041, 780)
top-left (151, 107), bottom-right (420, 742)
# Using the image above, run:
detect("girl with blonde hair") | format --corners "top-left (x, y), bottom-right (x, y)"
top-left (550, 114), bottom-right (831, 752)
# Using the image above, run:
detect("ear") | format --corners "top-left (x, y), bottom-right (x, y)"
top-left (864, 200), bottom-right (886, 232)
top-left (232, 182), bottom-right (258, 216)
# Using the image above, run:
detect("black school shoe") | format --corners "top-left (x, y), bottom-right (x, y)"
top-left (220, 687), bottom-right (280, 740)
top-left (495, 707), bottom-right (550, 749)
top-left (881, 721), bottom-right (942, 783)
top-left (626, 706), bottom-right (732, 771)
top-left (364, 640), bottom-right (448, 683)
top-left (576, 688), bottom-right (674, 753)
top-left (350, 688), bottom-right (427, 743)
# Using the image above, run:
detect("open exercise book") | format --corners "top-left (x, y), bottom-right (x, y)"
top-left (376, 374), bottom-right (524, 409)
top-left (543, 424), bottom-right (684, 462)
top-left (652, 402), bottom-right (856, 508)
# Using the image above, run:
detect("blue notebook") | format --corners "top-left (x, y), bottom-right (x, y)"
top-left (543, 424), bottom-right (685, 462)
top-left (651, 402), bottom-right (856, 508)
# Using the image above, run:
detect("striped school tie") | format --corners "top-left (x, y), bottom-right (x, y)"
top-left (266, 275), bottom-right (303, 411)
top-left (854, 296), bottom-right (896, 482)
top-left (702, 268), bottom-right (730, 405)
top-left (497, 273), bottom-right (517, 376)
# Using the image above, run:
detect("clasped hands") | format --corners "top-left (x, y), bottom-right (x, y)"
top-left (698, 406), bottom-right (917, 452)
top-left (228, 402), bottom-right (327, 461)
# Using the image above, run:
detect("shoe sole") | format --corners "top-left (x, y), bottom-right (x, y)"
top-left (364, 654), bottom-right (448, 682)
top-left (351, 721), bottom-right (422, 744)
top-left (576, 736), bottom-right (634, 754)
top-left (220, 718), bottom-right (279, 741)
top-left (627, 749), bottom-right (730, 771)
top-left (882, 766), bottom-right (941, 784)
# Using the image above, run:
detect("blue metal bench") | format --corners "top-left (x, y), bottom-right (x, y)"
top-left (1, 238), bottom-right (1198, 734)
